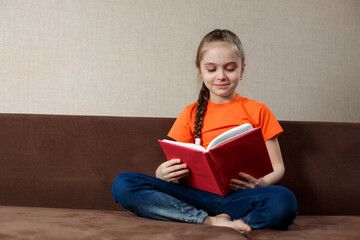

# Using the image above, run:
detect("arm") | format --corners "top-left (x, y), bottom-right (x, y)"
top-left (230, 137), bottom-right (285, 190)
top-left (261, 137), bottom-right (285, 185)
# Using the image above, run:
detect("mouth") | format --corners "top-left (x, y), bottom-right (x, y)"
top-left (214, 83), bottom-right (230, 89)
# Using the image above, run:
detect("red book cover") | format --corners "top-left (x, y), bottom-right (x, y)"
top-left (158, 126), bottom-right (273, 196)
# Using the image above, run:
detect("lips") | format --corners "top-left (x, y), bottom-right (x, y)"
top-left (214, 83), bottom-right (230, 89)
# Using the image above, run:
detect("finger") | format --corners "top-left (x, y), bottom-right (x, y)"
top-left (161, 161), bottom-right (186, 175)
top-left (238, 173), bottom-right (258, 187)
top-left (238, 172), bottom-right (253, 181)
top-left (167, 172), bottom-right (190, 183)
top-left (166, 168), bottom-right (189, 179)
top-left (230, 178), bottom-right (248, 186)
top-left (163, 167), bottom-right (189, 182)
top-left (230, 179), bottom-right (253, 189)
top-left (239, 173), bottom-right (262, 187)
top-left (162, 163), bottom-right (187, 176)
top-left (229, 183), bottom-right (247, 191)
top-left (164, 159), bottom-right (182, 167)
top-left (248, 178), bottom-right (258, 186)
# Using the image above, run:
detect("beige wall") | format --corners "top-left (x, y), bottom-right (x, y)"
top-left (1, 0), bottom-right (359, 122)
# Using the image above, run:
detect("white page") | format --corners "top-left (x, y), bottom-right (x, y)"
top-left (162, 123), bottom-right (253, 152)
top-left (207, 123), bottom-right (253, 150)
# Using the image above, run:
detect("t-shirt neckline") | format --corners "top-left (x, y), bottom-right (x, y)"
top-left (207, 94), bottom-right (241, 107)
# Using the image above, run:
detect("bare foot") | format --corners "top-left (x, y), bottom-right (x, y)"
top-left (203, 214), bottom-right (252, 233)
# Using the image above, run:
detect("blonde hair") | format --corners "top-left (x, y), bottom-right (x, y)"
top-left (194, 29), bottom-right (245, 142)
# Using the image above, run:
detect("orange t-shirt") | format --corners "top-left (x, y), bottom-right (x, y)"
top-left (168, 94), bottom-right (283, 149)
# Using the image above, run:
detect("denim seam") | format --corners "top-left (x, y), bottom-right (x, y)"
top-left (196, 211), bottom-right (209, 224)
top-left (243, 213), bottom-right (251, 225)
top-left (216, 196), bottom-right (222, 214)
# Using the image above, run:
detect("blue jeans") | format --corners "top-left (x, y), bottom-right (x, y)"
top-left (111, 172), bottom-right (297, 229)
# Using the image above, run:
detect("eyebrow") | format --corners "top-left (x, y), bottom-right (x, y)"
top-left (204, 61), bottom-right (239, 66)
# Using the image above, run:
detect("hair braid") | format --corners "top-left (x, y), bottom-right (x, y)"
top-left (194, 83), bottom-right (210, 140)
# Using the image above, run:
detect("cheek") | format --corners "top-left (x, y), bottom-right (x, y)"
top-left (201, 76), bottom-right (214, 90)
top-left (229, 72), bottom-right (241, 82)
top-left (202, 78), bottom-right (212, 89)
top-left (201, 73), bottom-right (214, 83)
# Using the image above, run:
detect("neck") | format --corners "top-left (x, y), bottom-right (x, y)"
top-left (209, 92), bottom-right (237, 104)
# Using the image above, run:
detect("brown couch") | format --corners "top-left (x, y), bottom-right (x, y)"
top-left (0, 113), bottom-right (359, 240)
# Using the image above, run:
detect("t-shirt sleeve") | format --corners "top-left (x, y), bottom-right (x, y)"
top-left (167, 107), bottom-right (194, 143)
top-left (259, 104), bottom-right (283, 141)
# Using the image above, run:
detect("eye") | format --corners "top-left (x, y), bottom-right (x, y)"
top-left (207, 68), bottom-right (216, 72)
top-left (226, 64), bottom-right (239, 72)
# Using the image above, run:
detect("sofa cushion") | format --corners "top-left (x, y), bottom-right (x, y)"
top-left (0, 206), bottom-right (246, 240)
top-left (1, 206), bottom-right (360, 240)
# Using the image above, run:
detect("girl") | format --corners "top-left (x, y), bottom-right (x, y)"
top-left (112, 29), bottom-right (297, 232)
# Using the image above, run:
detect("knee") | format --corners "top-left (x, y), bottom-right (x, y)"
top-left (111, 172), bottom-right (139, 208)
top-left (268, 186), bottom-right (298, 229)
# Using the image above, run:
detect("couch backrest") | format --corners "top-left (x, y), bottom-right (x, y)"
top-left (0, 114), bottom-right (359, 215)
top-left (279, 121), bottom-right (360, 214)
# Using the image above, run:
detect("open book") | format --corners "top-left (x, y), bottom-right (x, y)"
top-left (158, 123), bottom-right (273, 196)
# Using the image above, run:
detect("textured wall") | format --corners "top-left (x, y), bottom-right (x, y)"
top-left (1, 0), bottom-right (359, 122)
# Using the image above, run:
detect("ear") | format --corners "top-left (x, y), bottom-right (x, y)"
top-left (197, 65), bottom-right (203, 79)
top-left (240, 63), bottom-right (246, 79)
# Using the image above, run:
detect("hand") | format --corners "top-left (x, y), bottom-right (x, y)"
top-left (155, 159), bottom-right (189, 183)
top-left (229, 172), bottom-right (264, 190)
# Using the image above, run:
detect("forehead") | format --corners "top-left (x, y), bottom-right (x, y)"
top-left (201, 42), bottom-right (240, 64)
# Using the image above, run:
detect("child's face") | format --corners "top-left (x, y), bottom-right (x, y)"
top-left (198, 42), bottom-right (244, 104)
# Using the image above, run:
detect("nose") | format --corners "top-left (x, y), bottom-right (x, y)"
top-left (217, 69), bottom-right (226, 81)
